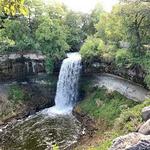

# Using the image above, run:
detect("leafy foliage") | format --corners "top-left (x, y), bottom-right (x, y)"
top-left (80, 36), bottom-right (105, 61)
top-left (119, 1), bottom-right (150, 52)
top-left (65, 11), bottom-right (84, 51)
top-left (3, 19), bottom-right (35, 53)
top-left (35, 17), bottom-right (69, 73)
top-left (0, 0), bottom-right (28, 16)
top-left (96, 8), bottom-right (124, 43)
top-left (114, 99), bottom-right (150, 133)
top-left (79, 87), bottom-right (137, 126)
top-left (8, 84), bottom-right (26, 103)
top-left (115, 48), bottom-right (132, 67)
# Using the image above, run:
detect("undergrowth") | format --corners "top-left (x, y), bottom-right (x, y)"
top-left (8, 84), bottom-right (29, 103)
top-left (79, 88), bottom-right (137, 126)
top-left (77, 85), bottom-right (150, 150)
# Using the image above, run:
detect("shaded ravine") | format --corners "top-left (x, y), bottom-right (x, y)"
top-left (93, 73), bottom-right (150, 102)
top-left (0, 53), bottom-right (82, 150)
top-left (0, 71), bottom-right (149, 149)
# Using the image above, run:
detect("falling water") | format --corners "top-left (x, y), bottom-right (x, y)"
top-left (43, 52), bottom-right (82, 115)
top-left (0, 53), bottom-right (82, 150)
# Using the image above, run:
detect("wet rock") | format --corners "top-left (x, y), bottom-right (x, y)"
top-left (138, 119), bottom-right (150, 135)
top-left (109, 132), bottom-right (150, 150)
top-left (73, 107), bottom-right (97, 137)
top-left (127, 64), bottom-right (145, 84)
top-left (0, 53), bottom-right (46, 82)
top-left (82, 58), bottom-right (146, 86)
top-left (94, 73), bottom-right (149, 102)
top-left (142, 106), bottom-right (150, 121)
top-left (0, 81), bottom-right (56, 124)
top-left (119, 41), bottom-right (130, 49)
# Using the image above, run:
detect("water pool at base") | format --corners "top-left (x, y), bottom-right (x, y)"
top-left (0, 114), bottom-right (81, 150)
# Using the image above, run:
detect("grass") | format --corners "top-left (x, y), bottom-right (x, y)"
top-left (79, 88), bottom-right (137, 126)
top-left (114, 99), bottom-right (150, 133)
top-left (77, 84), bottom-right (150, 150)
top-left (8, 84), bottom-right (28, 103)
top-left (91, 99), bottom-right (150, 150)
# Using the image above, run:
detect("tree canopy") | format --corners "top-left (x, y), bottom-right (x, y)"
top-left (0, 0), bottom-right (28, 16)
top-left (0, 0), bottom-right (150, 86)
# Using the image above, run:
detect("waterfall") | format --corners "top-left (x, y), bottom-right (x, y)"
top-left (32, 61), bottom-right (36, 73)
top-left (43, 52), bottom-right (82, 115)
top-left (25, 62), bottom-right (29, 74)
top-left (55, 53), bottom-right (82, 108)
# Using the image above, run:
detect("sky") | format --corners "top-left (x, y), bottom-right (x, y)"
top-left (57, 0), bottom-right (119, 13)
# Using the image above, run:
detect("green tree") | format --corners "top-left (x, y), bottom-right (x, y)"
top-left (0, 0), bottom-right (28, 16)
top-left (25, 0), bottom-right (46, 33)
top-left (80, 36), bottom-right (105, 61)
top-left (0, 29), bottom-right (15, 53)
top-left (88, 3), bottom-right (104, 35)
top-left (119, 0), bottom-right (150, 53)
top-left (47, 2), bottom-right (67, 21)
top-left (95, 5), bottom-right (124, 44)
top-left (64, 11), bottom-right (84, 51)
top-left (2, 19), bottom-right (35, 54)
top-left (35, 17), bottom-right (69, 73)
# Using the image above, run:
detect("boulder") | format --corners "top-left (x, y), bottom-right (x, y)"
top-left (109, 132), bottom-right (150, 150)
top-left (138, 119), bottom-right (150, 135)
top-left (142, 106), bottom-right (150, 121)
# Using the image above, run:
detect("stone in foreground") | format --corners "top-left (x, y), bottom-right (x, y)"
top-left (142, 106), bottom-right (150, 121)
top-left (138, 119), bottom-right (150, 135)
top-left (109, 132), bottom-right (150, 150)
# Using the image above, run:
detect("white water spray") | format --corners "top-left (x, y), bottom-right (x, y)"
top-left (43, 53), bottom-right (82, 115)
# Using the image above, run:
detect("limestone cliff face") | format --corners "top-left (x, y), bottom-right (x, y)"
top-left (0, 53), bottom-right (46, 82)
top-left (82, 58), bottom-right (146, 86)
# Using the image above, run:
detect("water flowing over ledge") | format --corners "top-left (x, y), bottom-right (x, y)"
top-left (42, 52), bottom-right (82, 115)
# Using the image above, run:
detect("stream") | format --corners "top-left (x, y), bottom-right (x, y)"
top-left (0, 114), bottom-right (81, 150)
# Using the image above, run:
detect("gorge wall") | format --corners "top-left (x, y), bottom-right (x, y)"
top-left (0, 53), bottom-right (46, 82)
top-left (82, 58), bottom-right (146, 87)
top-left (0, 53), bottom-right (147, 87)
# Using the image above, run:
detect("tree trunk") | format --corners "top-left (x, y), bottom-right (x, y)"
top-left (135, 26), bottom-right (141, 52)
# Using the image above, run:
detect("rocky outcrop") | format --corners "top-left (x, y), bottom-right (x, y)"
top-left (109, 133), bottom-right (150, 150)
top-left (138, 119), bottom-right (150, 135)
top-left (0, 53), bottom-right (46, 82)
top-left (82, 59), bottom-right (146, 86)
top-left (93, 73), bottom-right (149, 102)
top-left (142, 106), bottom-right (150, 121)
top-left (0, 80), bottom-right (57, 125)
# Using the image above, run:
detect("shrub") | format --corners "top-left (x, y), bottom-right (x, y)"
top-left (115, 48), bottom-right (132, 67)
top-left (80, 36), bottom-right (105, 61)
top-left (8, 85), bottom-right (26, 103)
top-left (114, 99), bottom-right (150, 133)
top-left (79, 88), bottom-right (137, 126)
top-left (144, 74), bottom-right (150, 89)
top-left (101, 44), bottom-right (117, 62)
top-left (45, 58), bottom-right (54, 74)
